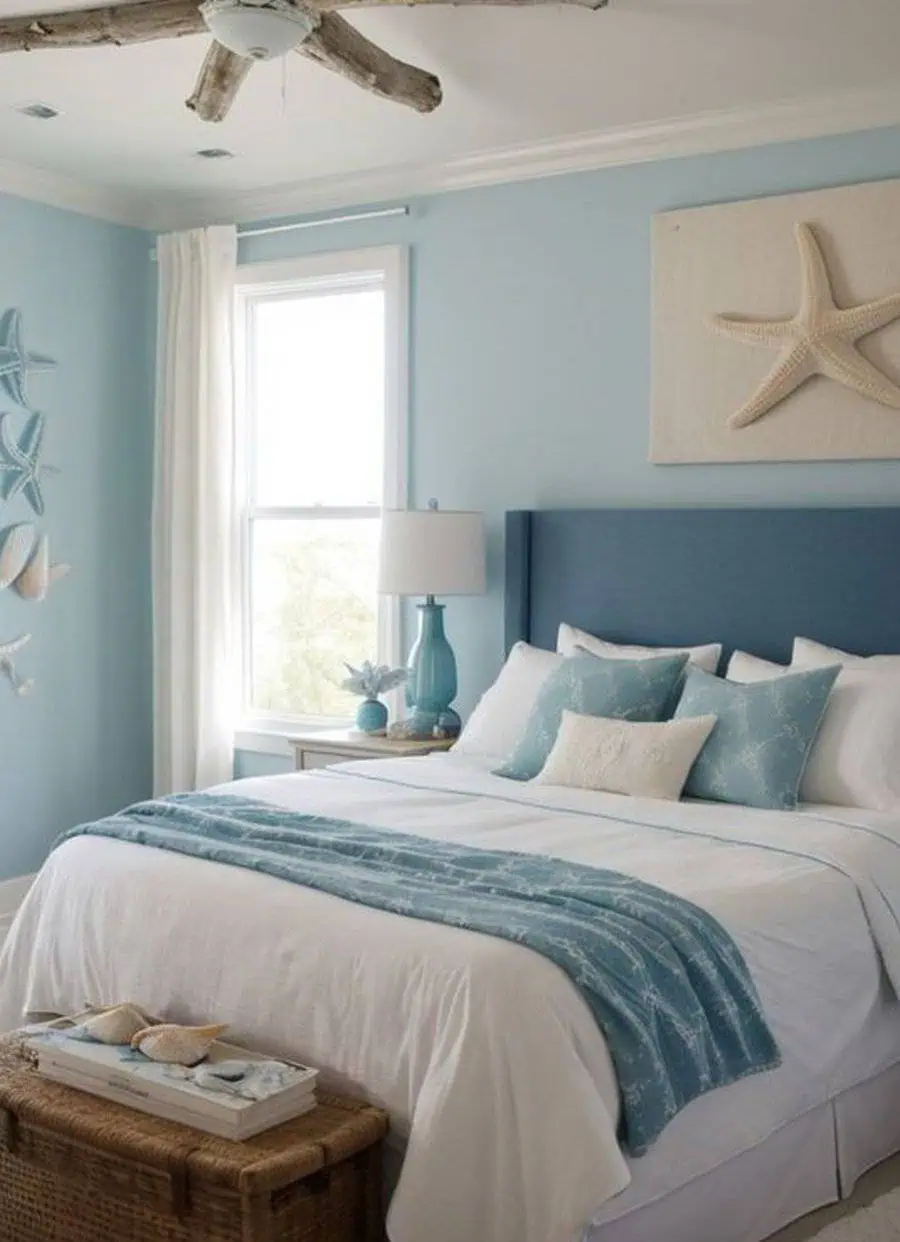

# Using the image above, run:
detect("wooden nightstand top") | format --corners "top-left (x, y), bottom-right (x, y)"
top-left (288, 728), bottom-right (455, 771)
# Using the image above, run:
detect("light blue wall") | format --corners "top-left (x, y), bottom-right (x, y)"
top-left (236, 123), bottom-right (900, 774)
top-left (0, 194), bottom-right (154, 879)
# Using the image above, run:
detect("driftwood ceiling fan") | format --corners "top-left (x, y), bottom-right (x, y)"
top-left (0, 0), bottom-right (606, 123)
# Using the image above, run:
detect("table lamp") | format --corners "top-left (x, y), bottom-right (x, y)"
top-left (378, 501), bottom-right (486, 739)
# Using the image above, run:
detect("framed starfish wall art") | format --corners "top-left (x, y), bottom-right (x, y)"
top-left (650, 178), bottom-right (900, 463)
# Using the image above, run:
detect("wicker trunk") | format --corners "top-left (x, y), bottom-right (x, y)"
top-left (0, 1043), bottom-right (388, 1242)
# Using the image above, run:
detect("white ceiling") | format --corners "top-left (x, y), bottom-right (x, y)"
top-left (0, 0), bottom-right (897, 228)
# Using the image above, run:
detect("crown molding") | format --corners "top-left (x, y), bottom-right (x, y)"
top-left (150, 81), bottom-right (900, 231)
top-left (0, 154), bottom-right (147, 228)
top-left (1, 79), bottom-right (899, 232)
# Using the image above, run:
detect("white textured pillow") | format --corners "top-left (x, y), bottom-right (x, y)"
top-left (787, 635), bottom-right (900, 810)
top-left (534, 710), bottom-right (717, 801)
top-left (727, 651), bottom-right (789, 682)
top-left (793, 636), bottom-right (900, 671)
top-left (453, 642), bottom-right (562, 760)
top-left (558, 623), bottom-right (721, 673)
top-left (731, 642), bottom-right (900, 810)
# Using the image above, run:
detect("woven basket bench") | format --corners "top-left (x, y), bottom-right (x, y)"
top-left (0, 1041), bottom-right (388, 1242)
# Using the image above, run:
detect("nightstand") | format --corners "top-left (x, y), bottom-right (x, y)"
top-left (289, 728), bottom-right (456, 772)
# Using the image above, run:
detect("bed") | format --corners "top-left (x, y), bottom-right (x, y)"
top-left (4, 506), bottom-right (900, 1242)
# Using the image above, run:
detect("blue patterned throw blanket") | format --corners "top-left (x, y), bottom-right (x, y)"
top-left (58, 793), bottom-right (779, 1154)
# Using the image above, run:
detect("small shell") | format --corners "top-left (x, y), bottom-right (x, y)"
top-left (0, 525), bottom-right (33, 590)
top-left (131, 1022), bottom-right (229, 1067)
top-left (11, 534), bottom-right (70, 603)
top-left (13, 532), bottom-right (47, 601)
top-left (81, 1004), bottom-right (150, 1045)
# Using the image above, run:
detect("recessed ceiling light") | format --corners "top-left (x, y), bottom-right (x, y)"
top-left (16, 102), bottom-right (60, 120)
top-left (195, 148), bottom-right (235, 160)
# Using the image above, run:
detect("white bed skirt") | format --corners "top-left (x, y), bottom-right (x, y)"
top-left (582, 1058), bottom-right (900, 1242)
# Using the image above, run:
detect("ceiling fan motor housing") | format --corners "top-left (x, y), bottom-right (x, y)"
top-left (200, 0), bottom-right (316, 60)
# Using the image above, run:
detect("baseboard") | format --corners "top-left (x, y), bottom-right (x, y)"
top-left (0, 874), bottom-right (36, 947)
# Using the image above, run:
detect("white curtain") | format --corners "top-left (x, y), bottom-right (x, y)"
top-left (153, 226), bottom-right (238, 794)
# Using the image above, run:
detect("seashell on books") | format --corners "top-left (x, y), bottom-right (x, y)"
top-left (131, 1022), bottom-right (230, 1067)
top-left (80, 1003), bottom-right (150, 1046)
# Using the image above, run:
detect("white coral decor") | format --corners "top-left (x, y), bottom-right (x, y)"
top-left (340, 661), bottom-right (407, 698)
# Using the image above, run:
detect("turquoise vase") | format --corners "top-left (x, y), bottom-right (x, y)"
top-left (356, 697), bottom-right (388, 735)
top-left (405, 597), bottom-right (461, 737)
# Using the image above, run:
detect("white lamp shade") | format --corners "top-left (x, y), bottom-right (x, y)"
top-left (379, 509), bottom-right (486, 597)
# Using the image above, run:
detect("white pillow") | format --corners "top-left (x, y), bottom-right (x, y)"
top-left (534, 710), bottom-right (717, 801)
top-left (453, 642), bottom-right (562, 760)
top-left (558, 623), bottom-right (721, 674)
top-left (792, 636), bottom-right (862, 667)
top-left (792, 636), bottom-right (900, 671)
top-left (732, 642), bottom-right (900, 810)
top-left (727, 651), bottom-right (789, 682)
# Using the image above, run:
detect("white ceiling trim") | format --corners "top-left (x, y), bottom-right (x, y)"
top-left (1, 80), bottom-right (900, 232)
top-left (0, 151), bottom-right (147, 228)
top-left (148, 81), bottom-right (900, 231)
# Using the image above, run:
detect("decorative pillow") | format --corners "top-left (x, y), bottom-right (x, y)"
top-left (792, 636), bottom-right (863, 667)
top-left (534, 710), bottom-right (717, 801)
top-left (792, 635), bottom-right (900, 671)
top-left (453, 642), bottom-right (562, 761)
top-left (727, 651), bottom-right (788, 682)
top-left (495, 651), bottom-right (689, 782)
top-left (558, 623), bottom-right (722, 673)
top-left (674, 665), bottom-right (839, 811)
top-left (788, 637), bottom-right (900, 810)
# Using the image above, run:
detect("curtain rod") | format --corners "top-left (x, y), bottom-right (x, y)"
top-left (150, 205), bottom-right (408, 258)
top-left (237, 206), bottom-right (408, 238)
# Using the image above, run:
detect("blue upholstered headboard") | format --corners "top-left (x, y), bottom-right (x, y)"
top-left (505, 508), bottom-right (900, 665)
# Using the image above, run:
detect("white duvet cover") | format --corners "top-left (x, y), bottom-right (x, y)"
top-left (3, 753), bottom-right (900, 1242)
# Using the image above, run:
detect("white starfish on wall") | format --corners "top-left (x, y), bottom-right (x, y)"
top-left (709, 221), bottom-right (900, 429)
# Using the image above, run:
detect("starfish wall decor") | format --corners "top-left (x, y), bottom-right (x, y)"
top-left (709, 222), bottom-right (900, 430)
top-left (0, 309), bottom-right (57, 411)
top-left (0, 412), bottom-right (58, 515)
top-left (0, 309), bottom-right (64, 697)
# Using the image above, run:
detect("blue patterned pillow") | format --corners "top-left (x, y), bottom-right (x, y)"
top-left (494, 652), bottom-right (689, 782)
top-left (674, 664), bottom-right (840, 810)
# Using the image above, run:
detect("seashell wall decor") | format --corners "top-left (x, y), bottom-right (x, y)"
top-left (0, 523), bottom-right (32, 588)
top-left (0, 310), bottom-right (66, 696)
top-left (0, 524), bottom-right (69, 601)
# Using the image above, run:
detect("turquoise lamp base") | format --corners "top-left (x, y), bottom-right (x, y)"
top-left (400, 597), bottom-right (461, 739)
top-left (396, 706), bottom-right (461, 741)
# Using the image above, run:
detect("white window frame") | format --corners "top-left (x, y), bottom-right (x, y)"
top-left (234, 246), bottom-right (408, 751)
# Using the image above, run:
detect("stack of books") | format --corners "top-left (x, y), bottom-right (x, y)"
top-left (21, 1018), bottom-right (319, 1140)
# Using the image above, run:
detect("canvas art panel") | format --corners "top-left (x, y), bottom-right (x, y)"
top-left (651, 177), bottom-right (900, 463)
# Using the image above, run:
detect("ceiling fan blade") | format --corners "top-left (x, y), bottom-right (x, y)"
top-left (186, 41), bottom-right (255, 122)
top-left (0, 0), bottom-right (204, 52)
top-left (298, 10), bottom-right (441, 112)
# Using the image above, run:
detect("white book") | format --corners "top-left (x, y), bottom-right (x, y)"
top-left (22, 1022), bottom-right (319, 1141)
top-left (38, 1061), bottom-right (317, 1140)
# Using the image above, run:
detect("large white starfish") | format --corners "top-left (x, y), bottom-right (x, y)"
top-left (709, 221), bottom-right (900, 429)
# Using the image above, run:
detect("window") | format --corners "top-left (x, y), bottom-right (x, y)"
top-left (236, 247), bottom-right (407, 731)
